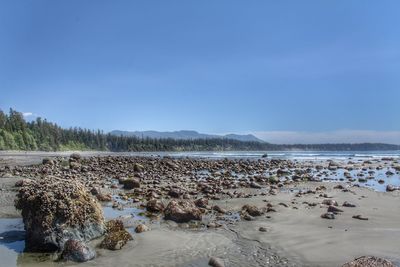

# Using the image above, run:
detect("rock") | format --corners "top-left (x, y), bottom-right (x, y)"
top-left (100, 220), bottom-right (133, 250)
top-left (322, 199), bottom-right (338, 206)
top-left (333, 184), bottom-right (345, 190)
top-left (243, 214), bottom-right (254, 221)
top-left (168, 188), bottom-right (183, 198)
top-left (90, 187), bottom-right (101, 195)
top-left (352, 215), bottom-right (369, 221)
top-left (342, 256), bottom-right (396, 267)
top-left (164, 200), bottom-right (202, 223)
top-left (146, 199), bottom-right (165, 213)
top-left (386, 185), bottom-right (398, 192)
top-left (14, 178), bottom-right (33, 187)
top-left (96, 193), bottom-right (112, 202)
top-left (70, 153), bottom-right (81, 160)
top-left (61, 239), bottom-right (96, 262)
top-left (42, 158), bottom-right (54, 165)
top-left (343, 201), bottom-right (356, 208)
top-left (69, 161), bottom-right (81, 170)
top-left (194, 198), bottom-right (208, 208)
top-left (122, 178), bottom-right (140, 190)
top-left (133, 163), bottom-right (144, 173)
top-left (208, 256), bottom-right (225, 267)
top-left (105, 219), bottom-right (124, 232)
top-left (250, 182), bottom-right (262, 189)
top-left (15, 177), bottom-right (105, 252)
top-left (242, 205), bottom-right (265, 217)
top-left (321, 212), bottom-right (335, 219)
top-left (261, 153), bottom-right (268, 158)
top-left (100, 229), bottom-right (133, 250)
top-left (268, 176), bottom-right (279, 184)
top-left (135, 224), bottom-right (149, 233)
top-left (212, 205), bottom-right (226, 214)
top-left (259, 227), bottom-right (268, 232)
top-left (327, 206), bottom-right (344, 214)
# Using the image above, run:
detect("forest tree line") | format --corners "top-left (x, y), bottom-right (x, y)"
top-left (0, 109), bottom-right (398, 152)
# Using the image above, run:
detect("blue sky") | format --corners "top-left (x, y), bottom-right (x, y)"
top-left (1, 1), bottom-right (399, 144)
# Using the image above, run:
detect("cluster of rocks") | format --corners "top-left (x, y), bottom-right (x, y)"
top-left (342, 256), bottom-right (396, 267)
top-left (8, 154), bottom-right (400, 265)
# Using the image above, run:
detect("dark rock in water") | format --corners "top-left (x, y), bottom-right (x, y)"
top-left (242, 205), bottom-right (265, 217)
top-left (194, 198), bottom-right (209, 208)
top-left (15, 177), bottom-right (105, 252)
top-left (342, 256), bottom-right (396, 267)
top-left (146, 199), bottom-right (165, 212)
top-left (61, 239), bottom-right (96, 262)
top-left (122, 178), bottom-right (140, 190)
top-left (321, 212), bottom-right (335, 219)
top-left (208, 256), bottom-right (225, 267)
top-left (164, 200), bottom-right (202, 223)
top-left (100, 220), bottom-right (133, 250)
top-left (261, 153), bottom-right (268, 158)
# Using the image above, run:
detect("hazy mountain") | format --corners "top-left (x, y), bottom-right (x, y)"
top-left (110, 130), bottom-right (264, 142)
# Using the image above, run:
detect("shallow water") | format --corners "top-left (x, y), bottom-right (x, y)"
top-left (132, 150), bottom-right (400, 161)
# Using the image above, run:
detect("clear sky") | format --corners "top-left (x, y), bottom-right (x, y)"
top-left (1, 1), bottom-right (399, 144)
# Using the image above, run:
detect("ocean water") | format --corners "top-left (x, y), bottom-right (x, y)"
top-left (136, 150), bottom-right (400, 160)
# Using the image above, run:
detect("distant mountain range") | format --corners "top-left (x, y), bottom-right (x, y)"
top-left (110, 130), bottom-right (265, 143)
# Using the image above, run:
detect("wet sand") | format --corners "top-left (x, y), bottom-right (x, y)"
top-left (0, 152), bottom-right (399, 267)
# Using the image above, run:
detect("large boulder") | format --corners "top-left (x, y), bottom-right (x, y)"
top-left (342, 256), bottom-right (396, 267)
top-left (15, 177), bottom-right (105, 252)
top-left (164, 200), bottom-right (202, 223)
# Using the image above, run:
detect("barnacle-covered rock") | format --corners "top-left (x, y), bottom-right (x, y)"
top-left (15, 177), bottom-right (105, 252)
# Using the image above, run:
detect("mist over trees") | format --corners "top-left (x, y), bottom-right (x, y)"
top-left (0, 109), bottom-right (398, 152)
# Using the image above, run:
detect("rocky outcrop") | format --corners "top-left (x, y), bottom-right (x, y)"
top-left (15, 177), bottom-right (105, 252)
top-left (164, 200), bottom-right (202, 223)
top-left (342, 256), bottom-right (396, 267)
